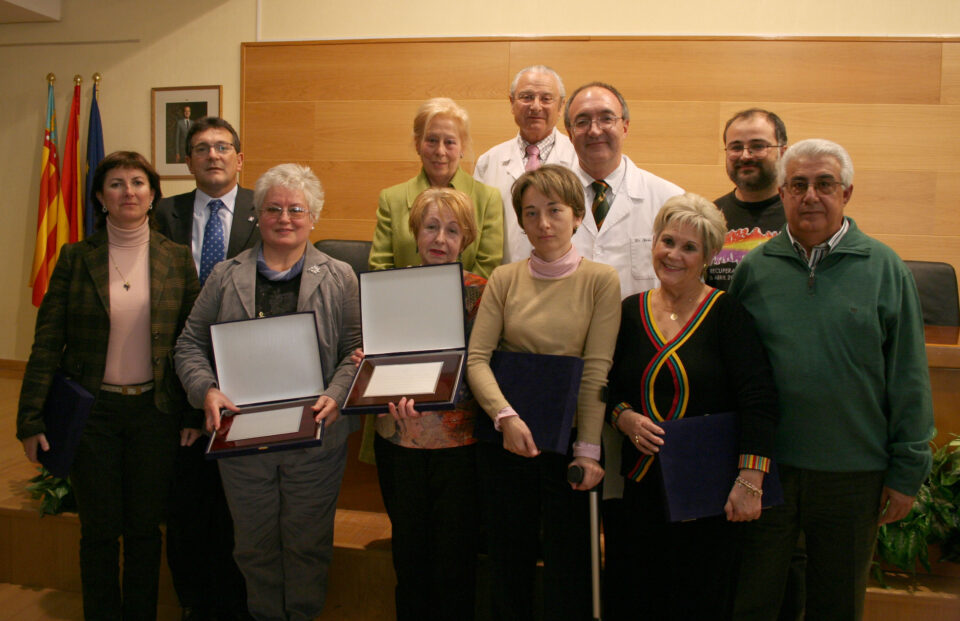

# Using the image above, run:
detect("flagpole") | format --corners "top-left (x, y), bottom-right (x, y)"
top-left (84, 73), bottom-right (105, 238)
top-left (31, 73), bottom-right (65, 306)
top-left (63, 75), bottom-right (82, 243)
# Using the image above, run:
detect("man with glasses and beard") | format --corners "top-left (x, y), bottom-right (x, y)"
top-left (706, 109), bottom-right (787, 290)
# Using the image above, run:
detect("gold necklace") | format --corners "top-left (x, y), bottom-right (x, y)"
top-left (658, 288), bottom-right (699, 321)
top-left (109, 253), bottom-right (131, 291)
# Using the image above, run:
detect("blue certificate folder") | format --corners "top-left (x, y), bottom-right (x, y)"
top-left (474, 351), bottom-right (584, 455)
top-left (656, 412), bottom-right (783, 522)
top-left (38, 372), bottom-right (94, 479)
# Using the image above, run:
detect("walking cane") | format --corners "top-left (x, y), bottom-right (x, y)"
top-left (568, 465), bottom-right (602, 621)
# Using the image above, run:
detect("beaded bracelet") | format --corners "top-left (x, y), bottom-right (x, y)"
top-left (735, 476), bottom-right (763, 497)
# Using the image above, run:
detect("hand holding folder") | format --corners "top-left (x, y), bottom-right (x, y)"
top-left (474, 351), bottom-right (584, 455)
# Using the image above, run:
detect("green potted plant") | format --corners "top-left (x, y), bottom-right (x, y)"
top-left (874, 435), bottom-right (960, 582)
top-left (26, 466), bottom-right (76, 516)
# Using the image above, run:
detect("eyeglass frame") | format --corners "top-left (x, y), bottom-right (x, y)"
top-left (259, 205), bottom-right (311, 220)
top-left (570, 114), bottom-right (623, 133)
top-left (189, 142), bottom-right (237, 156)
top-left (724, 141), bottom-right (785, 157)
top-left (782, 178), bottom-right (845, 197)
top-left (513, 91), bottom-right (558, 105)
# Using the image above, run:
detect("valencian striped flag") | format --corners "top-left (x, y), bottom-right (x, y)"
top-left (30, 77), bottom-right (69, 307)
top-left (84, 76), bottom-right (104, 238)
top-left (62, 76), bottom-right (82, 243)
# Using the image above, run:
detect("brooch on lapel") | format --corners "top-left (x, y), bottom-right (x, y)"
top-left (307, 264), bottom-right (322, 275)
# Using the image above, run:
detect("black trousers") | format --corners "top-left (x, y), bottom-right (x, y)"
top-left (476, 442), bottom-right (591, 621)
top-left (375, 435), bottom-right (479, 621)
top-left (615, 470), bottom-right (739, 621)
top-left (70, 390), bottom-right (179, 621)
top-left (166, 438), bottom-right (247, 615)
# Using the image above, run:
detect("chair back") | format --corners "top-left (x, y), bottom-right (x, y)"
top-left (904, 260), bottom-right (960, 326)
top-left (314, 239), bottom-right (372, 275)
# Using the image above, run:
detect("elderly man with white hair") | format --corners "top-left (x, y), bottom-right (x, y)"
top-left (474, 64), bottom-right (577, 263)
top-left (729, 139), bottom-right (935, 621)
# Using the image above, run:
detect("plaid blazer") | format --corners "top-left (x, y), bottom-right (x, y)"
top-left (17, 229), bottom-right (201, 439)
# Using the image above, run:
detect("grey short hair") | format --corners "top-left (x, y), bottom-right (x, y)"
top-left (653, 193), bottom-right (727, 262)
top-left (509, 65), bottom-right (566, 99)
top-left (253, 163), bottom-right (324, 220)
top-left (564, 82), bottom-right (630, 129)
top-left (777, 138), bottom-right (854, 188)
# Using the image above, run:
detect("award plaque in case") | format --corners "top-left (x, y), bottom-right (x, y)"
top-left (205, 311), bottom-right (326, 458)
top-left (343, 263), bottom-right (466, 415)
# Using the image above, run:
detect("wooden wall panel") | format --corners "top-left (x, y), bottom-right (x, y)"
top-left (243, 41), bottom-right (509, 102)
top-left (241, 36), bottom-right (960, 279)
top-left (780, 104), bottom-right (960, 171)
top-left (942, 43), bottom-right (960, 104)
top-left (508, 40), bottom-right (943, 104)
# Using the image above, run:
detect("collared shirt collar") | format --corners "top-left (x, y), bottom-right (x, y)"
top-left (193, 184), bottom-right (239, 218)
top-left (786, 217), bottom-right (850, 269)
top-left (516, 128), bottom-right (558, 165)
top-left (575, 156), bottom-right (627, 205)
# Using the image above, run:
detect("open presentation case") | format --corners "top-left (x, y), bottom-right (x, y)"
top-left (205, 311), bottom-right (326, 458)
top-left (343, 262), bottom-right (466, 415)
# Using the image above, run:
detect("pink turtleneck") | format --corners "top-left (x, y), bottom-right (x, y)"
top-left (102, 218), bottom-right (153, 385)
top-left (527, 243), bottom-right (582, 279)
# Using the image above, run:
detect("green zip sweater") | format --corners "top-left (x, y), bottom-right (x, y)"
top-left (729, 218), bottom-right (934, 495)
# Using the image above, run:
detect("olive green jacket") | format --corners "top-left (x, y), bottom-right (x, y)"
top-left (368, 168), bottom-right (503, 278)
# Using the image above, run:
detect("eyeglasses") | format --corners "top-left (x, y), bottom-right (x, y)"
top-left (191, 142), bottom-right (236, 156)
top-left (724, 142), bottom-right (783, 157)
top-left (261, 206), bottom-right (310, 220)
top-left (571, 114), bottom-right (621, 133)
top-left (514, 92), bottom-right (557, 105)
top-left (784, 178), bottom-right (844, 196)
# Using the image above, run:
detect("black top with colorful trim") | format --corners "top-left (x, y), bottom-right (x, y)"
top-left (607, 289), bottom-right (779, 482)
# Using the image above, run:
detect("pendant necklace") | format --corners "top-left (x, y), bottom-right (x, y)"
top-left (110, 253), bottom-right (131, 291)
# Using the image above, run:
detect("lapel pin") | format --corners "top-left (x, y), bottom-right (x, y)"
top-left (307, 264), bottom-right (322, 275)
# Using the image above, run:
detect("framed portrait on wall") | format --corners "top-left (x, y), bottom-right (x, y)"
top-left (151, 85), bottom-right (222, 179)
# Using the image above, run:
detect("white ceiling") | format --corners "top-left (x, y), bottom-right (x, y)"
top-left (0, 0), bottom-right (60, 24)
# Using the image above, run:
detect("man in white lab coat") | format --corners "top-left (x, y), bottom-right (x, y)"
top-left (474, 65), bottom-right (578, 263)
top-left (565, 82), bottom-right (683, 298)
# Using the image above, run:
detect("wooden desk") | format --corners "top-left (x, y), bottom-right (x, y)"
top-left (925, 326), bottom-right (960, 447)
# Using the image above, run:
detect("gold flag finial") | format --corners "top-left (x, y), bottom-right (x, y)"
top-left (73, 74), bottom-right (82, 85)
top-left (92, 72), bottom-right (102, 84)
top-left (46, 73), bottom-right (55, 84)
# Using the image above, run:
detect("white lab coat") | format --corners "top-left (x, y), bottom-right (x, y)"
top-left (473, 128), bottom-right (579, 263)
top-left (572, 156), bottom-right (684, 300)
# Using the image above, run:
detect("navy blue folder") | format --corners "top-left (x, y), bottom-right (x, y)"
top-left (38, 372), bottom-right (94, 479)
top-left (656, 412), bottom-right (783, 522)
top-left (474, 351), bottom-right (584, 455)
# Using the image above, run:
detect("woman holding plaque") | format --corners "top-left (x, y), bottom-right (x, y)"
top-left (605, 192), bottom-right (778, 620)
top-left (17, 151), bottom-right (199, 620)
top-left (368, 97), bottom-right (503, 277)
top-left (174, 163), bottom-right (361, 620)
top-left (369, 187), bottom-right (486, 621)
top-left (466, 164), bottom-right (621, 621)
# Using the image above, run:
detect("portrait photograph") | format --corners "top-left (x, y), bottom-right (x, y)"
top-left (151, 85), bottom-right (222, 178)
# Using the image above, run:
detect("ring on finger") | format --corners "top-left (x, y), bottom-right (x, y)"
top-left (634, 434), bottom-right (640, 444)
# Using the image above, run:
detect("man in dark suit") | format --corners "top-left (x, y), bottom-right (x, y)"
top-left (155, 116), bottom-right (258, 621)
top-left (174, 105), bottom-right (193, 162)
